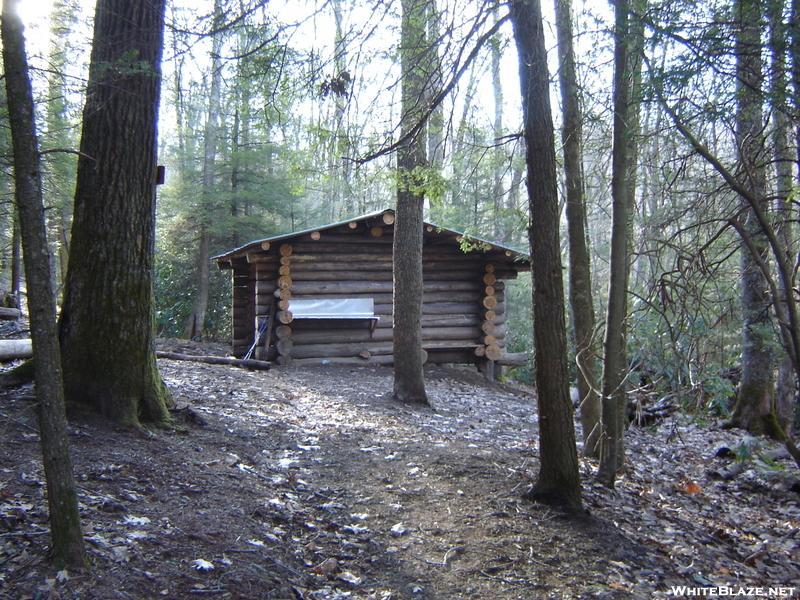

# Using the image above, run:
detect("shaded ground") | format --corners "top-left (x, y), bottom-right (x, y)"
top-left (1, 340), bottom-right (799, 599)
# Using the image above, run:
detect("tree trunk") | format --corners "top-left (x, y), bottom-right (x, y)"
top-left (727, 0), bottom-right (776, 435)
top-left (185, 0), bottom-right (223, 340)
top-left (59, 0), bottom-right (173, 426)
top-left (597, 0), bottom-right (634, 488)
top-left (510, 0), bottom-right (582, 511)
top-left (10, 219), bottom-right (21, 304)
top-left (1, 0), bottom-right (86, 567)
top-left (393, 0), bottom-right (431, 404)
top-left (554, 0), bottom-right (600, 457)
top-left (768, 0), bottom-right (796, 437)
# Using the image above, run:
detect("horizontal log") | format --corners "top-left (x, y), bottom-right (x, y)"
top-left (279, 265), bottom-right (291, 276)
top-left (287, 269), bottom-right (483, 282)
top-left (291, 355), bottom-right (396, 367)
top-left (369, 314), bottom-right (482, 329)
top-left (232, 306), bottom-right (252, 320)
top-left (303, 232), bottom-right (395, 244)
top-left (0, 339), bottom-right (32, 361)
top-left (276, 310), bottom-right (293, 324)
top-left (289, 325), bottom-right (482, 346)
top-left (246, 252), bottom-right (273, 264)
top-left (487, 301), bottom-right (506, 316)
top-left (416, 301), bottom-right (484, 314)
top-left (255, 261), bottom-right (278, 271)
top-left (287, 248), bottom-right (490, 262)
top-left (276, 355), bottom-right (293, 366)
top-left (493, 269), bottom-right (521, 279)
top-left (291, 341), bottom-right (394, 359)
top-left (281, 259), bottom-right (483, 272)
top-left (482, 321), bottom-right (495, 334)
top-left (155, 351), bottom-right (271, 371)
top-left (277, 275), bottom-right (292, 289)
top-left (483, 273), bottom-right (496, 285)
top-left (289, 280), bottom-right (481, 295)
top-left (424, 350), bottom-right (478, 365)
top-left (249, 281), bottom-right (277, 294)
top-left (233, 325), bottom-right (252, 339)
top-left (496, 352), bottom-right (529, 367)
top-left (275, 325), bottom-right (292, 340)
top-left (279, 243), bottom-right (292, 256)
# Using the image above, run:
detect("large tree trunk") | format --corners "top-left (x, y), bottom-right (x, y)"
top-left (393, 0), bottom-right (431, 404)
top-left (510, 0), bottom-right (583, 511)
top-left (554, 0), bottom-right (600, 457)
top-left (727, 0), bottom-right (776, 435)
top-left (596, 0), bottom-right (634, 488)
top-left (59, 0), bottom-right (173, 426)
top-left (1, 0), bottom-right (85, 568)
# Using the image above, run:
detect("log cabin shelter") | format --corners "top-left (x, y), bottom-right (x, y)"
top-left (212, 209), bottom-right (530, 368)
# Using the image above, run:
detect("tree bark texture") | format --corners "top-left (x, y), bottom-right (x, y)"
top-left (59, 0), bottom-right (173, 426)
top-left (596, 0), bottom-right (633, 488)
top-left (510, 0), bottom-right (583, 511)
top-left (393, 0), bottom-right (431, 404)
top-left (554, 0), bottom-right (600, 456)
top-left (1, 0), bottom-right (86, 567)
top-left (728, 0), bottom-right (776, 435)
top-left (768, 0), bottom-right (796, 437)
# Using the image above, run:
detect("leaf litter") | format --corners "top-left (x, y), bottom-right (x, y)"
top-left (0, 339), bottom-right (798, 599)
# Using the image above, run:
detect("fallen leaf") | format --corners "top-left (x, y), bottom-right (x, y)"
top-left (337, 570), bottom-right (362, 585)
top-left (311, 557), bottom-right (338, 575)
top-left (192, 558), bottom-right (214, 571)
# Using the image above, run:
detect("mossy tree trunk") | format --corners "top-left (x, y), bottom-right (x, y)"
top-left (59, 0), bottom-right (172, 426)
top-left (1, 0), bottom-right (86, 568)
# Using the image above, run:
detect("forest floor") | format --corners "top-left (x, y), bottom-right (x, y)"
top-left (1, 339), bottom-right (799, 600)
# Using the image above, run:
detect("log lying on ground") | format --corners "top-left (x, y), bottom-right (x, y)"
top-left (155, 351), bottom-right (271, 370)
top-left (0, 339), bottom-right (33, 361)
top-left (495, 352), bottom-right (529, 367)
top-left (0, 308), bottom-right (21, 320)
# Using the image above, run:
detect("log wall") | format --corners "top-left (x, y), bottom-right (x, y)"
top-left (226, 216), bottom-right (525, 366)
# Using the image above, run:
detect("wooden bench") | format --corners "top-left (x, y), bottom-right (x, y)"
top-left (289, 298), bottom-right (379, 335)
